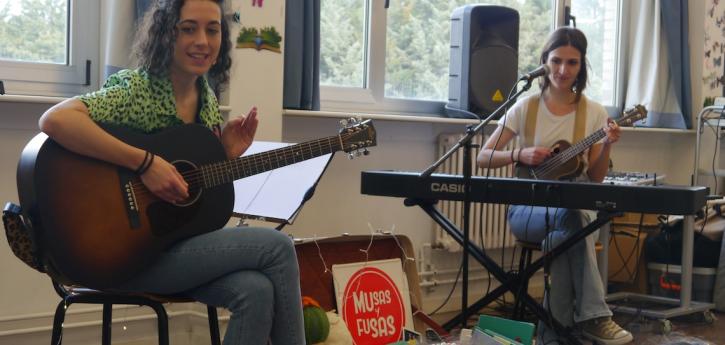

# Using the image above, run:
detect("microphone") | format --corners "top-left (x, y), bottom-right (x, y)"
top-left (519, 65), bottom-right (550, 82)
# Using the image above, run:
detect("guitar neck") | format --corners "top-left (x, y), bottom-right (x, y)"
top-left (199, 135), bottom-right (341, 188)
top-left (558, 129), bottom-right (606, 162)
top-left (534, 117), bottom-right (629, 176)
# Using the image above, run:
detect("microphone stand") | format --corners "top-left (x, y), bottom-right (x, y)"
top-left (421, 78), bottom-right (535, 329)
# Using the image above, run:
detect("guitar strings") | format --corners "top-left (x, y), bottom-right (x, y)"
top-left (128, 137), bottom-right (339, 198)
top-left (127, 130), bottom-right (363, 199)
top-left (533, 110), bottom-right (642, 178)
top-left (532, 128), bottom-right (606, 178)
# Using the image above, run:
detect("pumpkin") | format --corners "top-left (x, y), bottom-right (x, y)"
top-left (302, 296), bottom-right (330, 344)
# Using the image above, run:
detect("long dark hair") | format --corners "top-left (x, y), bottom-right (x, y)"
top-left (132, 0), bottom-right (232, 90)
top-left (539, 26), bottom-right (588, 102)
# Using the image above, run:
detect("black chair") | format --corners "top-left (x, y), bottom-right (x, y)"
top-left (51, 281), bottom-right (221, 345)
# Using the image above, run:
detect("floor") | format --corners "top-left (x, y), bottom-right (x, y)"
top-left (430, 303), bottom-right (724, 344)
top-left (614, 310), bottom-right (724, 345)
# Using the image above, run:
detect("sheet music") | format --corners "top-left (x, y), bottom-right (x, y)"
top-left (232, 141), bottom-right (333, 223)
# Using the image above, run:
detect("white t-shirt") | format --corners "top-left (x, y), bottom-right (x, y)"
top-left (498, 93), bottom-right (609, 176)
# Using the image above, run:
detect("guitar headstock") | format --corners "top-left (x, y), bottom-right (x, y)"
top-left (339, 118), bottom-right (377, 158)
top-left (617, 104), bottom-right (648, 126)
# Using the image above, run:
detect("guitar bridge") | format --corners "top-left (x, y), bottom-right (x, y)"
top-left (120, 170), bottom-right (141, 229)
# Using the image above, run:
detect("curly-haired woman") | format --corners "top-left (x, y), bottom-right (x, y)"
top-left (39, 1), bottom-right (304, 344)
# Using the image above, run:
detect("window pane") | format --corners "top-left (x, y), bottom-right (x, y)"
top-left (0, 0), bottom-right (68, 64)
top-left (320, 0), bottom-right (366, 88)
top-left (570, 0), bottom-right (618, 106)
top-left (385, 0), bottom-right (552, 101)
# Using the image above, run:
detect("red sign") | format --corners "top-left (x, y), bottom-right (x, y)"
top-left (340, 266), bottom-right (406, 344)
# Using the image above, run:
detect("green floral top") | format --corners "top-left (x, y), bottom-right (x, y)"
top-left (77, 69), bottom-right (223, 135)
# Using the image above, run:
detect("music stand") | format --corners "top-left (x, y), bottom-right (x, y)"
top-left (232, 141), bottom-right (334, 229)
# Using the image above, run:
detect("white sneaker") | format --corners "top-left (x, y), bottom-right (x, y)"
top-left (581, 317), bottom-right (633, 345)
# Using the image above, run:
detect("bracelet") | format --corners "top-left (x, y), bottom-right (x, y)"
top-left (134, 151), bottom-right (155, 175)
top-left (134, 151), bottom-right (150, 174)
top-left (510, 148), bottom-right (516, 163)
top-left (516, 148), bottom-right (522, 163)
top-left (142, 153), bottom-right (155, 175)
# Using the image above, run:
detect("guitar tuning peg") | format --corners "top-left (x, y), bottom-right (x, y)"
top-left (348, 117), bottom-right (358, 125)
top-left (348, 152), bottom-right (355, 160)
top-left (363, 149), bottom-right (370, 156)
top-left (339, 119), bottom-right (348, 127)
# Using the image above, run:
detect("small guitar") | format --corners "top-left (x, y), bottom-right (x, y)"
top-left (17, 119), bottom-right (376, 289)
top-left (516, 105), bottom-right (647, 180)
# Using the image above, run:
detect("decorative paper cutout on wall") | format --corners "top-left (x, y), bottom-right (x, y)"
top-left (703, 0), bottom-right (725, 101)
top-left (236, 26), bottom-right (282, 53)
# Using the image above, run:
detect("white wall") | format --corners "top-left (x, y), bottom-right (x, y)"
top-left (0, 1), bottom-right (711, 344)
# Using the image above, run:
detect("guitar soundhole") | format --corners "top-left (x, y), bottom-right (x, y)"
top-left (173, 160), bottom-right (202, 207)
top-left (146, 160), bottom-right (202, 237)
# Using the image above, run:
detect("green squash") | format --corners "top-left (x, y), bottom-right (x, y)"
top-left (303, 305), bottom-right (330, 344)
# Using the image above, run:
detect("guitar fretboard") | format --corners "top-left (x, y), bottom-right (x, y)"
top-left (199, 136), bottom-right (341, 188)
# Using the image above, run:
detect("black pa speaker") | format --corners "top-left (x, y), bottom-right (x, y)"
top-left (446, 5), bottom-right (519, 119)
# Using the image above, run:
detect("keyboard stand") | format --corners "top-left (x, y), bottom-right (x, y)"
top-left (405, 198), bottom-right (617, 345)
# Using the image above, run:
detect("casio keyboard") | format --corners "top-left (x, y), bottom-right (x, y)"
top-left (360, 170), bottom-right (707, 215)
top-left (360, 170), bottom-right (710, 342)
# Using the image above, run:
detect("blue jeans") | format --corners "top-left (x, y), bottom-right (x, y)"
top-left (508, 206), bottom-right (611, 344)
top-left (117, 227), bottom-right (304, 345)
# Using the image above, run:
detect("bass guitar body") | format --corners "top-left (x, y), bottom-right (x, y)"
top-left (17, 124), bottom-right (234, 289)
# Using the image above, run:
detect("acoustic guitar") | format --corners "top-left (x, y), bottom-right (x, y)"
top-left (515, 105), bottom-right (647, 180)
top-left (17, 119), bottom-right (376, 289)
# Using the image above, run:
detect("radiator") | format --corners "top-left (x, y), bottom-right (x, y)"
top-left (434, 133), bottom-right (516, 252)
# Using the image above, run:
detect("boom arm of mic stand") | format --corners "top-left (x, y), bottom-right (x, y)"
top-left (420, 81), bottom-right (533, 178)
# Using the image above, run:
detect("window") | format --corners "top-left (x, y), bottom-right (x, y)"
top-left (320, 0), bottom-right (556, 114)
top-left (320, 0), bottom-right (621, 114)
top-left (569, 0), bottom-right (620, 108)
top-left (0, 0), bottom-right (99, 96)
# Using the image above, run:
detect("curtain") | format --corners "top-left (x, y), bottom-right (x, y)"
top-left (283, 0), bottom-right (320, 110)
top-left (661, 0), bottom-right (692, 129)
top-left (135, 0), bottom-right (153, 22)
top-left (620, 0), bottom-right (690, 129)
top-left (99, 1), bottom-right (137, 81)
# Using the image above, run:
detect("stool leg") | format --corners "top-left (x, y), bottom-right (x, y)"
top-left (519, 249), bottom-right (533, 319)
top-left (149, 303), bottom-right (170, 345)
top-left (513, 248), bottom-right (531, 320)
top-left (102, 303), bottom-right (112, 345)
top-left (51, 300), bottom-right (69, 345)
top-left (207, 306), bottom-right (221, 345)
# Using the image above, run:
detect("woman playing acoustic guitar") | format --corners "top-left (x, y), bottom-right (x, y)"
top-left (38, 0), bottom-right (304, 344)
top-left (477, 27), bottom-right (632, 345)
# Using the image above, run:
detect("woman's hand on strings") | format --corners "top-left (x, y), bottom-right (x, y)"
top-left (517, 147), bottom-right (552, 165)
top-left (140, 156), bottom-right (189, 204)
top-left (603, 118), bottom-right (621, 145)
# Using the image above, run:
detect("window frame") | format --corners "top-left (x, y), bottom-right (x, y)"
top-left (320, 0), bottom-right (625, 116)
top-left (0, 0), bottom-right (100, 97)
top-left (320, 0), bottom-right (454, 114)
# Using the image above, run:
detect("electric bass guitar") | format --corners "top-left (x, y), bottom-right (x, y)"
top-left (17, 119), bottom-right (376, 289)
top-left (515, 105), bottom-right (647, 180)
